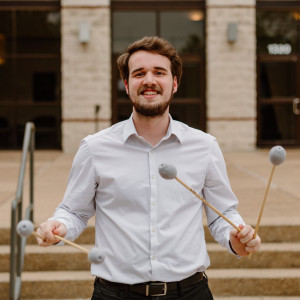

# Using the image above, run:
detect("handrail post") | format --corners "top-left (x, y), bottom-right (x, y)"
top-left (10, 122), bottom-right (35, 300)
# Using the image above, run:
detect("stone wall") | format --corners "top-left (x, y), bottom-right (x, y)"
top-left (61, 0), bottom-right (111, 153)
top-left (206, 0), bottom-right (256, 150)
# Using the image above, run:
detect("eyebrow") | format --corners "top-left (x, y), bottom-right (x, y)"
top-left (131, 66), bottom-right (168, 74)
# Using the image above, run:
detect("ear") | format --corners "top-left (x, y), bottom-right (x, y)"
top-left (173, 76), bottom-right (178, 94)
top-left (124, 79), bottom-right (129, 94)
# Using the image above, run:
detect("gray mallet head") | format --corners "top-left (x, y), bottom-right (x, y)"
top-left (17, 220), bottom-right (34, 238)
top-left (88, 247), bottom-right (105, 264)
top-left (269, 146), bottom-right (286, 166)
top-left (159, 163), bottom-right (177, 180)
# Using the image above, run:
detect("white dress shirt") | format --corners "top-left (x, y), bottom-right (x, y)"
top-left (51, 115), bottom-right (244, 284)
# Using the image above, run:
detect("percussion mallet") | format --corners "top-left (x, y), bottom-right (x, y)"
top-left (249, 145), bottom-right (286, 258)
top-left (16, 219), bottom-right (104, 264)
top-left (158, 164), bottom-right (241, 232)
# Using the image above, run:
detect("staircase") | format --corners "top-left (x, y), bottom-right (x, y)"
top-left (2, 225), bottom-right (300, 299)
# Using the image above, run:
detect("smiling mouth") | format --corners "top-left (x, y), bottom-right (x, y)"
top-left (142, 90), bottom-right (159, 95)
top-left (139, 87), bottom-right (162, 96)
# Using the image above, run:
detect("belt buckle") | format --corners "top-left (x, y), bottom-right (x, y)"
top-left (146, 282), bottom-right (167, 296)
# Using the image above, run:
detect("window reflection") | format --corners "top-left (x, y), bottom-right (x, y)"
top-left (260, 61), bottom-right (297, 98)
top-left (0, 58), bottom-right (14, 101)
top-left (160, 11), bottom-right (204, 54)
top-left (16, 11), bottom-right (60, 53)
top-left (0, 11), bottom-right (12, 54)
top-left (0, 9), bottom-right (61, 149)
top-left (257, 11), bottom-right (299, 54)
top-left (261, 104), bottom-right (295, 140)
top-left (175, 62), bottom-right (201, 98)
top-left (113, 12), bottom-right (156, 54)
top-left (15, 58), bottom-right (60, 102)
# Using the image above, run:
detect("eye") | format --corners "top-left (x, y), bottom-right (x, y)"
top-left (134, 72), bottom-right (144, 78)
top-left (155, 70), bottom-right (167, 76)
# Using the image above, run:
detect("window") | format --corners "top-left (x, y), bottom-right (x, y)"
top-left (0, 3), bottom-right (61, 149)
top-left (257, 2), bottom-right (300, 146)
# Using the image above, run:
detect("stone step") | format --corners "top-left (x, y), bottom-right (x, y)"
top-left (206, 269), bottom-right (300, 297)
top-left (1, 245), bottom-right (93, 272)
top-left (3, 224), bottom-right (300, 246)
top-left (0, 271), bottom-right (93, 299)
top-left (2, 269), bottom-right (300, 299)
top-left (4, 243), bottom-right (300, 272)
top-left (208, 242), bottom-right (300, 269)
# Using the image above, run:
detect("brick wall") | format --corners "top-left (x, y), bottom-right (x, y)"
top-left (61, 0), bottom-right (111, 153)
top-left (206, 0), bottom-right (256, 150)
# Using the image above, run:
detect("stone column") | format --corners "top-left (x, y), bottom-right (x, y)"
top-left (206, 0), bottom-right (256, 150)
top-left (61, 0), bottom-right (111, 153)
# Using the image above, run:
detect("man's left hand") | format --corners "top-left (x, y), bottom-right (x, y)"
top-left (230, 224), bottom-right (261, 256)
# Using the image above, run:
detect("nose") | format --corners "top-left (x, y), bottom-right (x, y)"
top-left (143, 72), bottom-right (156, 85)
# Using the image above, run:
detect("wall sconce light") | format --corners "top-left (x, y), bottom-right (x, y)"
top-left (78, 22), bottom-right (90, 44)
top-left (227, 22), bottom-right (238, 43)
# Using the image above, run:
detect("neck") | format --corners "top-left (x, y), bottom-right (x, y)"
top-left (132, 110), bottom-right (170, 147)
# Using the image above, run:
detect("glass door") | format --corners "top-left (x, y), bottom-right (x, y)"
top-left (257, 10), bottom-right (300, 146)
top-left (0, 6), bottom-right (61, 149)
top-left (112, 5), bottom-right (205, 130)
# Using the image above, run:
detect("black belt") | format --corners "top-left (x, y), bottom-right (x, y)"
top-left (97, 272), bottom-right (204, 297)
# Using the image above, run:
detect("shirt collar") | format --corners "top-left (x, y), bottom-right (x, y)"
top-left (122, 114), bottom-right (182, 145)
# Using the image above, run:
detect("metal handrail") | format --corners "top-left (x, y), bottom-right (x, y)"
top-left (10, 122), bottom-right (35, 300)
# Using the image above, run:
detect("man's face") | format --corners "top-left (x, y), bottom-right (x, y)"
top-left (125, 50), bottom-right (178, 118)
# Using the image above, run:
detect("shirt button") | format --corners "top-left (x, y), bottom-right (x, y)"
top-left (152, 228), bottom-right (156, 233)
top-left (152, 256), bottom-right (156, 260)
top-left (151, 175), bottom-right (155, 180)
top-left (152, 202), bottom-right (156, 207)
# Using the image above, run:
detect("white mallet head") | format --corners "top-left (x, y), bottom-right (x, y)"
top-left (88, 247), bottom-right (105, 264)
top-left (17, 220), bottom-right (34, 238)
top-left (269, 146), bottom-right (286, 166)
top-left (159, 163), bottom-right (177, 180)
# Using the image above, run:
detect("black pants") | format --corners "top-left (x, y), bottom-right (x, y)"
top-left (91, 276), bottom-right (214, 300)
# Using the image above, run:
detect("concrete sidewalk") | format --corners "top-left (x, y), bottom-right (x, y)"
top-left (0, 148), bottom-right (299, 229)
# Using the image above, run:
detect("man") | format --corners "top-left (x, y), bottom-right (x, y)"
top-left (37, 36), bottom-right (261, 299)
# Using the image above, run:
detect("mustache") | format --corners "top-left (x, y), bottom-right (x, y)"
top-left (138, 86), bottom-right (162, 94)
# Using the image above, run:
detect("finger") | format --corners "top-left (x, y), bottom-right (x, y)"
top-left (248, 235), bottom-right (261, 247)
top-left (237, 224), bottom-right (252, 238)
top-left (230, 224), bottom-right (245, 237)
top-left (53, 223), bottom-right (67, 238)
top-left (246, 243), bottom-right (260, 253)
top-left (238, 225), bottom-right (255, 243)
top-left (37, 222), bottom-right (58, 244)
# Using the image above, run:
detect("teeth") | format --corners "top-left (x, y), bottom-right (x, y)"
top-left (143, 91), bottom-right (157, 95)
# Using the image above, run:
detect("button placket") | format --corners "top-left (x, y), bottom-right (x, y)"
top-left (148, 149), bottom-right (158, 267)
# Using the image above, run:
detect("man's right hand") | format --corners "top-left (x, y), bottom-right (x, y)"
top-left (36, 220), bottom-right (67, 247)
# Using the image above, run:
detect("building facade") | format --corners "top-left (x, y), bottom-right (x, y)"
top-left (0, 0), bottom-right (300, 152)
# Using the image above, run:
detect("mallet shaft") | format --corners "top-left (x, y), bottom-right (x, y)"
top-left (253, 165), bottom-right (275, 238)
top-left (249, 165), bottom-right (276, 259)
top-left (32, 231), bottom-right (89, 254)
top-left (175, 177), bottom-right (241, 232)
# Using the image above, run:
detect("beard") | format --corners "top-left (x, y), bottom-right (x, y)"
top-left (129, 86), bottom-right (174, 118)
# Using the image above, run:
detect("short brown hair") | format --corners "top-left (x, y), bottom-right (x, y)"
top-left (117, 36), bottom-right (182, 85)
